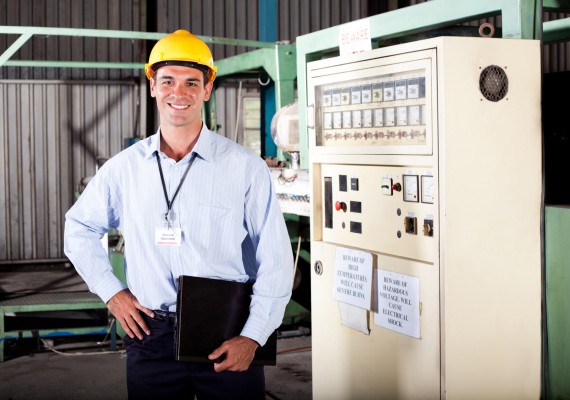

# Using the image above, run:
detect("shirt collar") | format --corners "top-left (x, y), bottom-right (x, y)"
top-left (145, 124), bottom-right (213, 163)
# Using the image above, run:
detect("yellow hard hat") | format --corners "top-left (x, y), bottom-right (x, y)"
top-left (145, 29), bottom-right (217, 82)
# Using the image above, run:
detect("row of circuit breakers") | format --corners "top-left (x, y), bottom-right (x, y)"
top-left (324, 173), bottom-right (435, 236)
top-left (321, 77), bottom-right (426, 131)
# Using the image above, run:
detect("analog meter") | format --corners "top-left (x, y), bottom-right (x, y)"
top-left (403, 174), bottom-right (419, 202)
top-left (421, 175), bottom-right (434, 203)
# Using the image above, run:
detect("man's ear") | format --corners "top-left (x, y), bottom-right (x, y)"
top-left (149, 78), bottom-right (156, 98)
top-left (203, 81), bottom-right (213, 101)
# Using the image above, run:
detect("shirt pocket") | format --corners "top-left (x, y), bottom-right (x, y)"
top-left (190, 203), bottom-right (233, 252)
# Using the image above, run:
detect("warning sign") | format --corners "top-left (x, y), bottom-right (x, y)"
top-left (374, 269), bottom-right (420, 338)
top-left (333, 247), bottom-right (373, 310)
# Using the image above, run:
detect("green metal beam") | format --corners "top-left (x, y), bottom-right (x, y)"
top-left (0, 32), bottom-right (32, 67)
top-left (215, 43), bottom-right (297, 121)
top-left (3, 60), bottom-right (143, 69)
top-left (544, 18), bottom-right (570, 42)
top-left (0, 26), bottom-right (276, 68)
top-left (0, 25), bottom-right (274, 48)
top-left (544, 0), bottom-right (570, 11)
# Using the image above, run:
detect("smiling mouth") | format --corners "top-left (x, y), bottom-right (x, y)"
top-left (169, 103), bottom-right (190, 110)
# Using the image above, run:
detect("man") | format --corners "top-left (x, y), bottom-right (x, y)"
top-left (64, 29), bottom-right (294, 400)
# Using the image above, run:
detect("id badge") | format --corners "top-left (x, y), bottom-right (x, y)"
top-left (155, 227), bottom-right (182, 246)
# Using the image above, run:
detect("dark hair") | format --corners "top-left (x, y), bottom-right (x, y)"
top-left (151, 60), bottom-right (210, 85)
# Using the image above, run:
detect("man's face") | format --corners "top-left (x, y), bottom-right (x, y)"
top-left (150, 65), bottom-right (213, 130)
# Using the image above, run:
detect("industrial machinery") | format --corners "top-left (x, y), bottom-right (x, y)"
top-left (306, 37), bottom-right (541, 399)
top-left (270, 102), bottom-right (310, 217)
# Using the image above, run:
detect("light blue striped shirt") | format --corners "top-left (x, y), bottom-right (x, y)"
top-left (64, 125), bottom-right (294, 345)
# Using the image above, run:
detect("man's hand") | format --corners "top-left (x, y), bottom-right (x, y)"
top-left (208, 336), bottom-right (259, 372)
top-left (107, 289), bottom-right (154, 340)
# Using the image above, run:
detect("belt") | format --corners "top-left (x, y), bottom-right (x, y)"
top-left (147, 309), bottom-right (177, 326)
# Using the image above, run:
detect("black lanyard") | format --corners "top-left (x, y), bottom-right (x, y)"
top-left (155, 152), bottom-right (195, 223)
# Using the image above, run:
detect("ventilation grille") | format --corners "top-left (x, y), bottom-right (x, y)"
top-left (479, 65), bottom-right (508, 102)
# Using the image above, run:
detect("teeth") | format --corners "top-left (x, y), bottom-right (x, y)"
top-left (170, 104), bottom-right (189, 110)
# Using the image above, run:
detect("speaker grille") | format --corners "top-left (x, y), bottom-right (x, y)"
top-left (479, 65), bottom-right (508, 102)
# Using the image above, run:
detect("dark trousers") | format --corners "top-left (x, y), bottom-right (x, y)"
top-left (124, 315), bottom-right (265, 400)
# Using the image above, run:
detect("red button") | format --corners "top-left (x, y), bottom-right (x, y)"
top-left (335, 201), bottom-right (346, 211)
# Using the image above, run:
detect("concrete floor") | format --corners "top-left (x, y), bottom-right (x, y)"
top-left (0, 266), bottom-right (312, 400)
top-left (0, 335), bottom-right (312, 400)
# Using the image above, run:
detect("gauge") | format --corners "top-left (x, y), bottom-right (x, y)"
top-left (383, 82), bottom-right (395, 101)
top-left (363, 109), bottom-right (373, 128)
top-left (373, 83), bottom-right (382, 102)
top-left (333, 112), bottom-right (342, 129)
top-left (403, 175), bottom-right (419, 202)
top-left (373, 109), bottom-right (384, 127)
top-left (385, 107), bottom-right (395, 127)
top-left (395, 80), bottom-right (407, 100)
top-left (408, 105), bottom-right (420, 125)
top-left (407, 78), bottom-right (419, 99)
top-left (341, 88), bottom-right (350, 105)
top-left (361, 84), bottom-right (372, 103)
top-left (421, 175), bottom-right (434, 204)
top-left (352, 110), bottom-right (362, 128)
top-left (342, 111), bottom-right (352, 129)
top-left (421, 104), bottom-right (427, 125)
top-left (396, 107), bottom-right (407, 126)
top-left (323, 112), bottom-right (333, 130)
top-left (351, 86), bottom-right (361, 104)
top-left (332, 89), bottom-right (341, 106)
top-left (322, 89), bottom-right (332, 107)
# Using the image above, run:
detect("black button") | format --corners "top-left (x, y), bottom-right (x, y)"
top-left (350, 201), bottom-right (362, 213)
top-left (339, 175), bottom-right (347, 192)
top-left (350, 177), bottom-right (359, 191)
top-left (350, 221), bottom-right (362, 234)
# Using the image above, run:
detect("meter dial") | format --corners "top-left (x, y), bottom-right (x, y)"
top-left (396, 107), bottom-right (408, 126)
top-left (403, 175), bottom-right (419, 202)
top-left (421, 175), bottom-right (435, 204)
top-left (395, 80), bottom-right (407, 100)
top-left (332, 89), bottom-right (341, 106)
top-left (351, 87), bottom-right (361, 104)
top-left (362, 109), bottom-right (373, 128)
top-left (385, 107), bottom-right (395, 127)
top-left (373, 109), bottom-right (384, 127)
top-left (383, 82), bottom-right (395, 101)
top-left (323, 112), bottom-right (333, 130)
top-left (352, 110), bottom-right (362, 128)
top-left (333, 112), bottom-right (342, 129)
top-left (342, 111), bottom-right (352, 129)
top-left (362, 85), bottom-right (372, 103)
top-left (408, 105), bottom-right (421, 125)
top-left (322, 90), bottom-right (332, 107)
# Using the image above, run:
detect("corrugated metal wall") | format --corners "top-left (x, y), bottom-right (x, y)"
top-left (0, 80), bottom-right (138, 262)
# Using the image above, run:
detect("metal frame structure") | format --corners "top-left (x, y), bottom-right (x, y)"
top-left (0, 26), bottom-right (296, 158)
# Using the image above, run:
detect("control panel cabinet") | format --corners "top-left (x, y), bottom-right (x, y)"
top-left (307, 37), bottom-right (541, 399)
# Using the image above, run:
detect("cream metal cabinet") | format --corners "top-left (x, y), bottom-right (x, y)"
top-left (307, 37), bottom-right (541, 399)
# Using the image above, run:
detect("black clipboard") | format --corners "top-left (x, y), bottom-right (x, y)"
top-left (175, 275), bottom-right (277, 365)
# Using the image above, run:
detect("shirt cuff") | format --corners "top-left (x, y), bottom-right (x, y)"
top-left (240, 315), bottom-right (273, 346)
top-left (93, 270), bottom-right (127, 304)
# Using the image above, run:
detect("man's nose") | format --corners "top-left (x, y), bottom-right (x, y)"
top-left (172, 83), bottom-right (188, 97)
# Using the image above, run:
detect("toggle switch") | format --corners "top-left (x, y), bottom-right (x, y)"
top-left (423, 219), bottom-right (434, 237)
